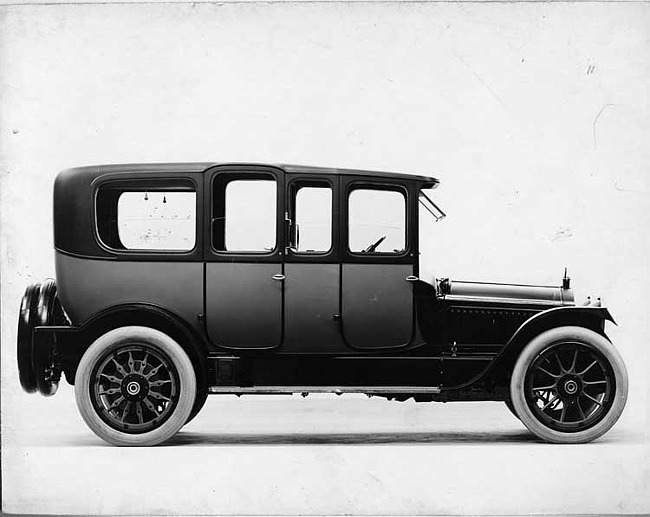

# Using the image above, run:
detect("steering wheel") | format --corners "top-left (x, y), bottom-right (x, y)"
top-left (362, 235), bottom-right (386, 253)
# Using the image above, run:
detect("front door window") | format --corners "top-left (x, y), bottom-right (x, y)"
top-left (348, 188), bottom-right (406, 254)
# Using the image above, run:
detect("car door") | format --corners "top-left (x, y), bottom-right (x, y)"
top-left (340, 177), bottom-right (417, 350)
top-left (204, 165), bottom-right (284, 349)
top-left (282, 174), bottom-right (347, 352)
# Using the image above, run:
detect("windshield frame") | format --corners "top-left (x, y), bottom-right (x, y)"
top-left (419, 189), bottom-right (446, 222)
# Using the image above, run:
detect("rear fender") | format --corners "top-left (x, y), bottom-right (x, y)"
top-left (54, 303), bottom-right (209, 387)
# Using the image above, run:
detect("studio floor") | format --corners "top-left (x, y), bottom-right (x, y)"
top-left (2, 388), bottom-right (648, 515)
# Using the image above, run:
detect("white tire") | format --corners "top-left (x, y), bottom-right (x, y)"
top-left (75, 326), bottom-right (196, 446)
top-left (510, 326), bottom-right (627, 444)
top-left (504, 399), bottom-right (520, 420)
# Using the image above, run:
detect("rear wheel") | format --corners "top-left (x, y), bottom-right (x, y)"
top-left (510, 326), bottom-right (627, 444)
top-left (185, 389), bottom-right (208, 426)
top-left (75, 326), bottom-right (196, 446)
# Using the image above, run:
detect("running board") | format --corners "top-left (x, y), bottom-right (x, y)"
top-left (208, 386), bottom-right (441, 395)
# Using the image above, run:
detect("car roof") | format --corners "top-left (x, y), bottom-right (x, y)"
top-left (279, 163), bottom-right (439, 184)
top-left (62, 162), bottom-right (439, 186)
top-left (54, 162), bottom-right (440, 259)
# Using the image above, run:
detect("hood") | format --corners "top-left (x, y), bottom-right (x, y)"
top-left (441, 280), bottom-right (575, 306)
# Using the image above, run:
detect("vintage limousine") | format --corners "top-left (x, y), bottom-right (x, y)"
top-left (17, 162), bottom-right (627, 446)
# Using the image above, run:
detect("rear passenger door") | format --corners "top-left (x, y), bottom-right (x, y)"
top-left (340, 178), bottom-right (417, 350)
top-left (204, 165), bottom-right (284, 350)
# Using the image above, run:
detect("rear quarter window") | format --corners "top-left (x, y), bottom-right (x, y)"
top-left (117, 191), bottom-right (196, 250)
top-left (96, 186), bottom-right (196, 252)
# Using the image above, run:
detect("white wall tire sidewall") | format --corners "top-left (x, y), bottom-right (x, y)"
top-left (75, 326), bottom-right (196, 446)
top-left (510, 326), bottom-right (628, 444)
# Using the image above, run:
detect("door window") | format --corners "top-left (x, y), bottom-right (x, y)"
top-left (213, 178), bottom-right (277, 253)
top-left (348, 188), bottom-right (406, 254)
top-left (293, 186), bottom-right (332, 254)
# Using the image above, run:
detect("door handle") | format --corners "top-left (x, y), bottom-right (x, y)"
top-left (405, 275), bottom-right (419, 283)
top-left (272, 274), bottom-right (286, 281)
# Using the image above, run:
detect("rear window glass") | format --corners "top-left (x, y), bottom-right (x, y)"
top-left (96, 186), bottom-right (196, 252)
top-left (117, 192), bottom-right (196, 250)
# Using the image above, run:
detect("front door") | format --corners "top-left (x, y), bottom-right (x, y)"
top-left (340, 180), bottom-right (416, 350)
top-left (204, 166), bottom-right (284, 349)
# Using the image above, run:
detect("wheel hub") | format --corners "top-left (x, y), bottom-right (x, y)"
top-left (126, 382), bottom-right (140, 395)
top-left (121, 373), bottom-right (149, 401)
top-left (564, 380), bottom-right (578, 394)
top-left (558, 375), bottom-right (581, 398)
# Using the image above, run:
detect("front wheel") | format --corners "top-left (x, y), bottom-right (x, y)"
top-left (75, 326), bottom-right (196, 446)
top-left (510, 326), bottom-right (627, 444)
top-left (504, 399), bottom-right (519, 420)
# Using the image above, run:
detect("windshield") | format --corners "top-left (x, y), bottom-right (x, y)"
top-left (419, 189), bottom-right (446, 222)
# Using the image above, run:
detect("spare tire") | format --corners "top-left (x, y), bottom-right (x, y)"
top-left (33, 279), bottom-right (64, 396)
top-left (17, 283), bottom-right (41, 393)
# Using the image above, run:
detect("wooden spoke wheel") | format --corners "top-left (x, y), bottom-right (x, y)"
top-left (75, 326), bottom-right (196, 446)
top-left (510, 326), bottom-right (627, 444)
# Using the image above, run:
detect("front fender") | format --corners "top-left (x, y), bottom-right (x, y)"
top-left (507, 306), bottom-right (615, 347)
top-left (482, 305), bottom-right (617, 393)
